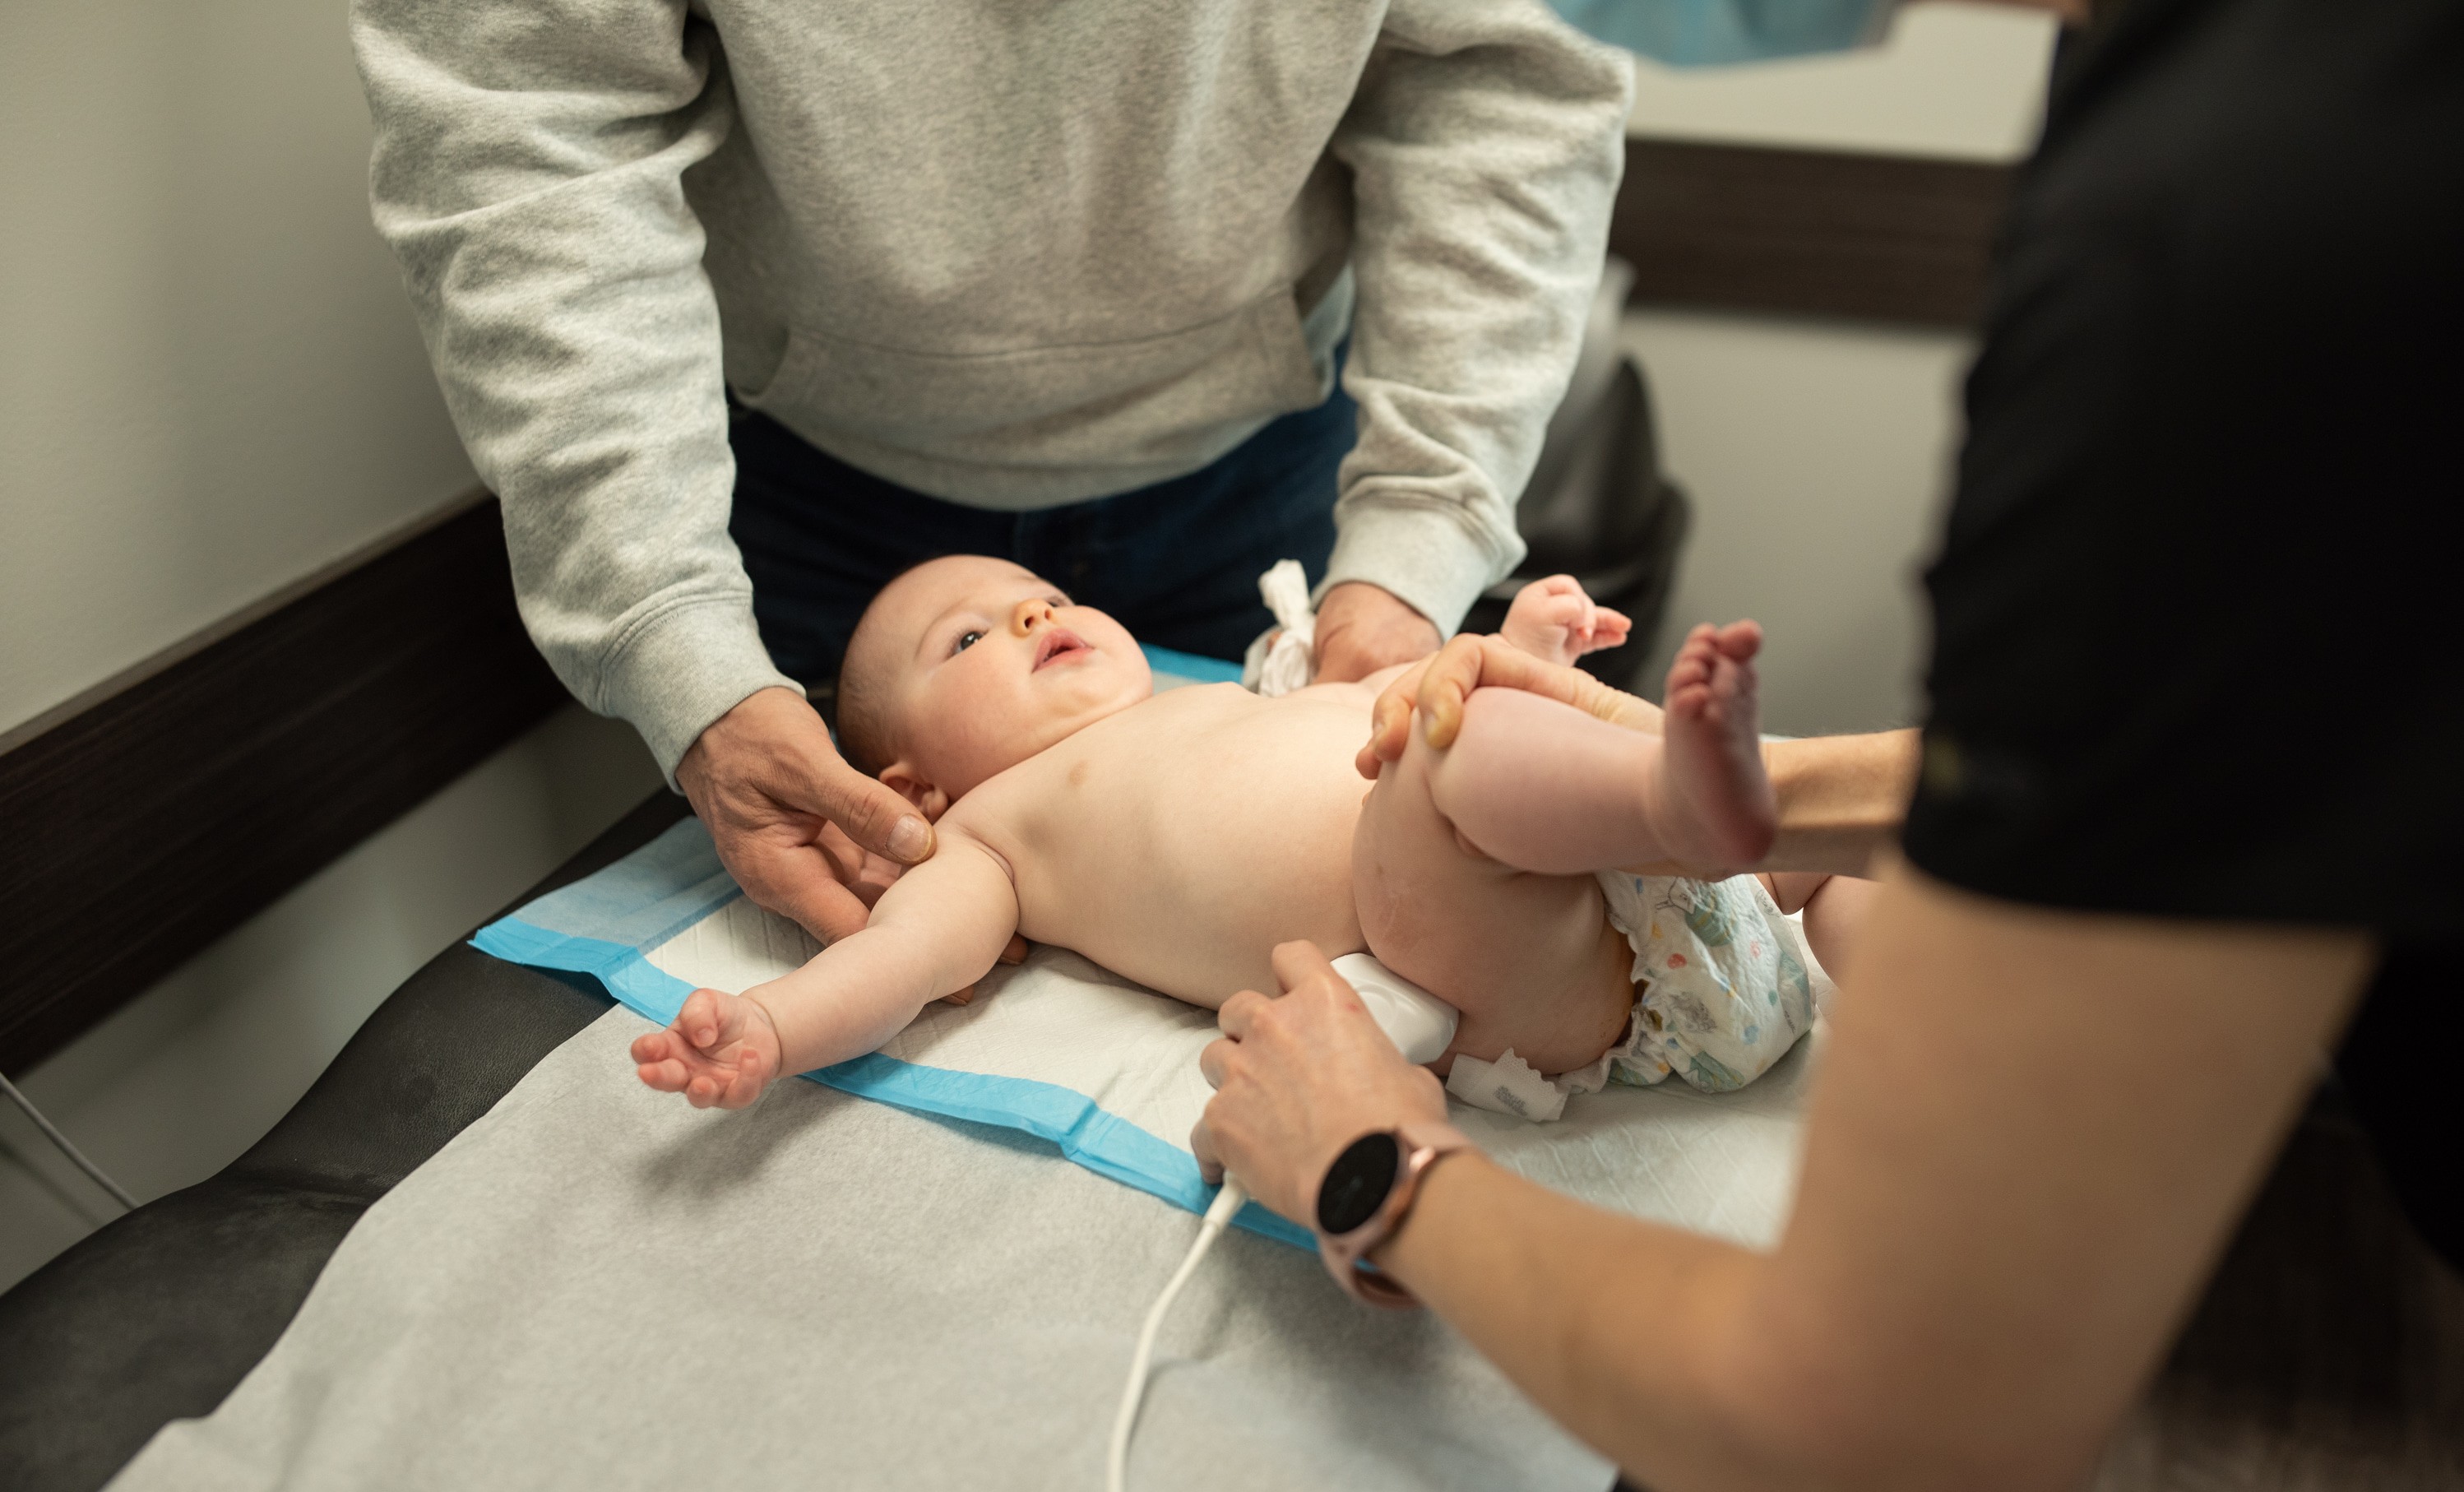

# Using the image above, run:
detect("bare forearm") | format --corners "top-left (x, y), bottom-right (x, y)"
top-left (1378, 1156), bottom-right (1798, 1490)
top-left (1760, 730), bottom-right (1919, 875)
top-left (751, 929), bottom-right (952, 1073)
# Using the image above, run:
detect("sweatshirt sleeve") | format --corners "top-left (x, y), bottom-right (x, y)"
top-left (353, 0), bottom-right (799, 781)
top-left (1325, 0), bottom-right (1633, 635)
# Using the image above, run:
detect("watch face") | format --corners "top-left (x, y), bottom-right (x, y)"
top-left (1317, 1131), bottom-right (1401, 1236)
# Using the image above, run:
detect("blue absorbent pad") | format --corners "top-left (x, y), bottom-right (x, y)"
top-left (474, 648), bottom-right (1817, 1251)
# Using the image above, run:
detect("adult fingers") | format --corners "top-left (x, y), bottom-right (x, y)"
top-left (1408, 634), bottom-right (1491, 751)
top-left (1267, 938), bottom-right (1345, 1000)
top-left (813, 822), bottom-right (904, 909)
top-left (1357, 656), bottom-right (1435, 777)
top-left (1445, 636), bottom-right (1664, 735)
top-left (1215, 988), bottom-right (1274, 1043)
top-left (782, 748), bottom-right (937, 866)
top-left (1189, 1114), bottom-right (1225, 1184)
top-left (1198, 1032), bottom-right (1240, 1090)
top-left (746, 860), bottom-right (875, 944)
top-left (998, 934), bottom-right (1030, 965)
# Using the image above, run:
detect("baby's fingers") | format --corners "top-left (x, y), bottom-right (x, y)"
top-left (676, 988), bottom-right (734, 1051)
top-left (1586, 607), bottom-right (1633, 652)
top-left (635, 1054), bottom-right (691, 1093)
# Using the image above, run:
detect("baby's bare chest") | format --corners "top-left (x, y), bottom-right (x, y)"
top-left (960, 688), bottom-right (1377, 1001)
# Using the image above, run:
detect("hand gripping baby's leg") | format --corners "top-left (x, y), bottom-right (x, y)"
top-left (631, 988), bottom-right (784, 1110)
top-left (1424, 626), bottom-right (1776, 875)
top-left (1355, 709), bottom-right (1639, 1077)
top-left (1420, 687), bottom-right (1672, 873)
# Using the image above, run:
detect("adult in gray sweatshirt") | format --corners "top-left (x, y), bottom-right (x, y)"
top-left (353, 0), bottom-right (1631, 939)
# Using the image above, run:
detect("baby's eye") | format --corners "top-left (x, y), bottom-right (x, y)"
top-left (953, 630), bottom-right (984, 655)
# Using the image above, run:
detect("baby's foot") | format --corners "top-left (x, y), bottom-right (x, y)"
top-left (630, 988), bottom-right (783, 1110)
top-left (1501, 575), bottom-right (1632, 665)
top-left (1645, 622), bottom-right (1777, 871)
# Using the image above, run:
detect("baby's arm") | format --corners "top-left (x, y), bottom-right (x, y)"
top-left (1500, 575), bottom-right (1630, 665)
top-left (630, 833), bottom-right (1021, 1108)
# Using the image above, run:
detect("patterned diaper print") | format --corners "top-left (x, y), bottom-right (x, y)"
top-left (1591, 872), bottom-right (1823, 1094)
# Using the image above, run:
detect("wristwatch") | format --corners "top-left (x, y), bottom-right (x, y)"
top-left (1313, 1119), bottom-right (1472, 1308)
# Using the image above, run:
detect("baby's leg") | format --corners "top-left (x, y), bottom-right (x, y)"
top-left (1354, 714), bottom-right (1637, 1077)
top-left (1430, 626), bottom-right (1778, 875)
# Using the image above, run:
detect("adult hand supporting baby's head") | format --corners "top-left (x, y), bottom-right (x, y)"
top-left (1192, 942), bottom-right (1448, 1226)
top-left (677, 686), bottom-right (936, 944)
top-left (1355, 635), bottom-right (1665, 780)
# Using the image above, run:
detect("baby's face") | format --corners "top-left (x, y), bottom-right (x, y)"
top-left (860, 556), bottom-right (1152, 804)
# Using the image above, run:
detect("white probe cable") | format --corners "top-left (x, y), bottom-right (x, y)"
top-left (1105, 1175), bottom-right (1247, 1492)
top-left (1105, 954), bottom-right (1456, 1491)
top-left (0, 1069), bottom-right (137, 1211)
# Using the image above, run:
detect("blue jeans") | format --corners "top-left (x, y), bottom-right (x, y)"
top-left (728, 382), bottom-right (1353, 697)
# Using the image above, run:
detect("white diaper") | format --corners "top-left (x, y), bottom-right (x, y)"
top-left (1443, 872), bottom-right (1826, 1120)
top-left (1594, 872), bottom-right (1827, 1094)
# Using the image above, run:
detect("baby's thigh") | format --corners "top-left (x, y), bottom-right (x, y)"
top-left (1353, 725), bottom-right (1634, 1075)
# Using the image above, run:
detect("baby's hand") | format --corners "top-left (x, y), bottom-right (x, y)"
top-left (630, 988), bottom-right (783, 1110)
top-left (1501, 575), bottom-right (1631, 665)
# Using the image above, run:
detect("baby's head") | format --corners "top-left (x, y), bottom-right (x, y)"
top-left (836, 555), bottom-right (1153, 816)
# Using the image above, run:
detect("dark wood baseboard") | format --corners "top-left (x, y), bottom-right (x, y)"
top-left (0, 492), bottom-right (567, 1075)
top-left (1616, 137), bottom-right (2014, 327)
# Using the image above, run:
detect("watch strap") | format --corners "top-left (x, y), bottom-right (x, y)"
top-left (1316, 1119), bottom-right (1471, 1309)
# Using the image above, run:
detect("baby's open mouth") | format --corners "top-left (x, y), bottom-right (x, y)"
top-left (1032, 628), bottom-right (1092, 671)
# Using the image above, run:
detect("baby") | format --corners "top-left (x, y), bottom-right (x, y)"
top-left (632, 557), bottom-right (1865, 1110)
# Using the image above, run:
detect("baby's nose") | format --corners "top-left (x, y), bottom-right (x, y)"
top-left (1009, 597), bottom-right (1055, 637)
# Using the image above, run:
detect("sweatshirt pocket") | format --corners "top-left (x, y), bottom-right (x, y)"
top-left (743, 287), bottom-right (1328, 471)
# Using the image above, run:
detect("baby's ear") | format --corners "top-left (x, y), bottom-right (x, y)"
top-left (878, 761), bottom-right (952, 822)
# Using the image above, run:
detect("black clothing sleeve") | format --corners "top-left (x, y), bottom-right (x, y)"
top-left (1901, 0), bottom-right (2464, 1266)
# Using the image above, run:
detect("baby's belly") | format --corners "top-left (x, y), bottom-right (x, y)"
top-left (1010, 710), bottom-right (1373, 1006)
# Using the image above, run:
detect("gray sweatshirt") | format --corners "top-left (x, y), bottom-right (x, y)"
top-left (354, 0), bottom-right (1633, 777)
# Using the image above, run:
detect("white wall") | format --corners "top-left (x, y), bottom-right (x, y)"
top-left (1629, 1), bottom-right (2058, 161)
top-left (0, 0), bottom-right (475, 733)
top-left (1622, 2), bottom-right (2059, 735)
top-left (0, 0), bottom-right (665, 1290)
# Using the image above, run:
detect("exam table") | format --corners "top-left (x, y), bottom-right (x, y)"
top-left (7, 787), bottom-right (2462, 1490)
top-left (0, 795), bottom-right (688, 1492)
